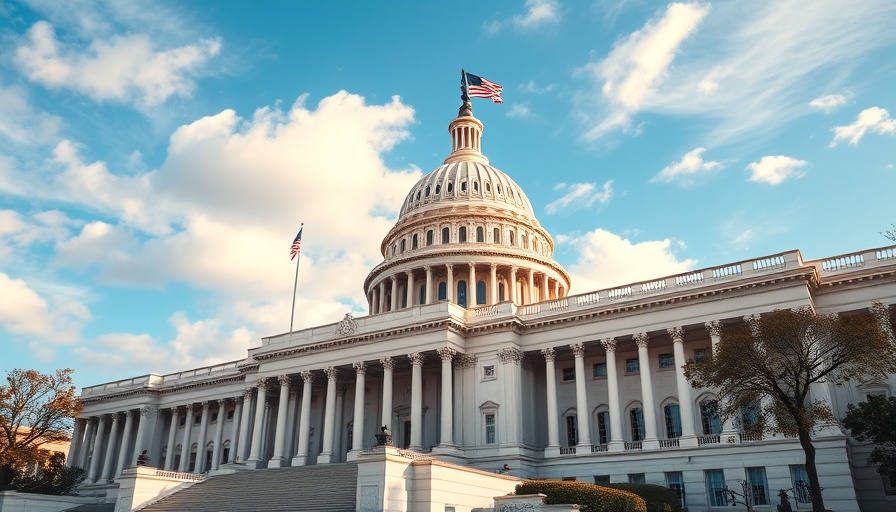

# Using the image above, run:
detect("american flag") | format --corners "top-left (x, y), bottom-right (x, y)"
top-left (464, 72), bottom-right (503, 104)
top-left (289, 227), bottom-right (303, 260)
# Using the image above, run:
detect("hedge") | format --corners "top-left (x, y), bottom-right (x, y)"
top-left (516, 480), bottom-right (647, 512)
top-left (603, 484), bottom-right (682, 512)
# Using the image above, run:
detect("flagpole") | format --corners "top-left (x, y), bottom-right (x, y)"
top-left (289, 223), bottom-right (304, 333)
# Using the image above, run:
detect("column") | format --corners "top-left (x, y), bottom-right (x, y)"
top-left (237, 388), bottom-right (254, 462)
top-left (194, 402), bottom-right (210, 474)
top-left (269, 375), bottom-right (292, 467)
top-left (100, 413), bottom-right (120, 481)
top-left (669, 327), bottom-right (698, 447)
top-left (293, 371), bottom-right (314, 466)
top-left (542, 348), bottom-right (561, 454)
top-left (164, 408), bottom-right (179, 470)
top-left (409, 352), bottom-right (424, 450)
top-left (247, 379), bottom-right (268, 466)
top-left (211, 400), bottom-right (226, 470)
top-left (406, 270), bottom-right (415, 307)
top-left (424, 266), bottom-right (433, 304)
top-left (389, 275), bottom-right (398, 311)
top-left (528, 269), bottom-right (535, 304)
top-left (334, 384), bottom-right (347, 461)
top-left (469, 263), bottom-right (476, 306)
top-left (602, 339), bottom-right (625, 452)
top-left (87, 415), bottom-right (106, 482)
top-left (317, 368), bottom-right (338, 463)
top-left (228, 396), bottom-right (243, 464)
top-left (349, 362), bottom-right (367, 458)
top-left (570, 344), bottom-right (592, 449)
top-left (178, 405), bottom-right (194, 472)
top-left (79, 418), bottom-right (96, 470)
top-left (67, 419), bottom-right (85, 468)
top-left (377, 281), bottom-right (385, 314)
top-left (510, 266), bottom-right (518, 304)
top-left (115, 410), bottom-right (134, 476)
top-left (634, 333), bottom-right (659, 449)
top-left (437, 348), bottom-right (456, 447)
top-left (706, 321), bottom-right (738, 437)
top-left (489, 263), bottom-right (498, 304)
top-left (446, 264), bottom-right (454, 302)
top-left (380, 357), bottom-right (394, 430)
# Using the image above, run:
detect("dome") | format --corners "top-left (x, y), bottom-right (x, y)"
top-left (398, 161), bottom-right (536, 220)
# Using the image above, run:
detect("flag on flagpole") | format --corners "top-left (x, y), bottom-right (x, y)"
top-left (290, 227), bottom-right (303, 260)
top-left (463, 72), bottom-right (503, 104)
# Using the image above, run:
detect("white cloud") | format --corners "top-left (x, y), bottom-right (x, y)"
top-left (484, 0), bottom-right (560, 34)
top-left (545, 181), bottom-right (614, 215)
top-left (745, 155), bottom-right (808, 185)
top-left (830, 107), bottom-right (896, 146)
top-left (0, 273), bottom-right (89, 344)
top-left (650, 147), bottom-right (723, 186)
top-left (507, 104), bottom-right (532, 118)
top-left (809, 94), bottom-right (848, 113)
top-left (578, 2), bottom-right (710, 139)
top-left (15, 20), bottom-right (221, 106)
top-left (560, 228), bottom-right (697, 293)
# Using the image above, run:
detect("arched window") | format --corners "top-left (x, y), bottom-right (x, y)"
top-left (630, 408), bottom-right (645, 441)
top-left (596, 411), bottom-right (610, 445)
top-left (459, 226), bottom-right (467, 242)
top-left (476, 226), bottom-right (484, 242)
top-left (412, 234), bottom-right (418, 249)
top-left (700, 399), bottom-right (722, 435)
top-left (493, 228), bottom-right (500, 244)
top-left (476, 280), bottom-right (486, 305)
top-left (457, 280), bottom-right (468, 307)
top-left (664, 403), bottom-right (682, 439)
top-left (426, 230), bottom-right (433, 246)
top-left (441, 227), bottom-right (450, 244)
top-left (498, 283), bottom-right (505, 302)
top-left (438, 282), bottom-right (447, 300)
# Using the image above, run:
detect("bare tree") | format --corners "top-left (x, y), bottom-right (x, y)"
top-left (684, 307), bottom-right (896, 512)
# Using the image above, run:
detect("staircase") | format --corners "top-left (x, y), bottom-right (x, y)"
top-left (140, 463), bottom-right (358, 511)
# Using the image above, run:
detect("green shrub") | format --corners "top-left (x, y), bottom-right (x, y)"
top-left (516, 480), bottom-right (647, 512)
top-left (603, 484), bottom-right (682, 512)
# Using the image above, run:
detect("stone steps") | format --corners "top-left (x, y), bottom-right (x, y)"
top-left (140, 463), bottom-right (358, 512)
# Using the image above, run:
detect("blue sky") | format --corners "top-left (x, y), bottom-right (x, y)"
top-left (1, 0), bottom-right (895, 390)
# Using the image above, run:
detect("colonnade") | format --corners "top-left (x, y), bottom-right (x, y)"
top-left (368, 262), bottom-right (565, 314)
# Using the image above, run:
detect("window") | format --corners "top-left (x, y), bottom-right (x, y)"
top-left (426, 230), bottom-right (433, 246)
top-left (596, 411), bottom-right (610, 445)
top-left (476, 226), bottom-right (484, 242)
top-left (565, 415), bottom-right (578, 446)
top-left (457, 280), bottom-right (467, 307)
top-left (700, 400), bottom-right (722, 435)
top-left (664, 404), bottom-right (682, 438)
top-left (626, 358), bottom-right (640, 373)
top-left (628, 473), bottom-right (646, 484)
top-left (693, 348), bottom-right (708, 363)
top-left (594, 475), bottom-right (610, 485)
top-left (493, 228), bottom-right (500, 244)
top-left (562, 367), bottom-right (575, 382)
top-left (659, 353), bottom-right (675, 369)
top-left (789, 465), bottom-right (811, 505)
top-left (459, 226), bottom-right (467, 242)
top-left (705, 469), bottom-right (728, 506)
top-left (441, 227), bottom-right (450, 244)
top-left (476, 280), bottom-right (486, 305)
top-left (485, 414), bottom-right (496, 444)
top-left (482, 365), bottom-right (495, 380)
top-left (747, 467), bottom-right (769, 505)
top-left (630, 408), bottom-right (645, 441)
top-left (666, 472), bottom-right (685, 507)
top-left (593, 362), bottom-right (607, 378)
top-left (412, 234), bottom-right (418, 249)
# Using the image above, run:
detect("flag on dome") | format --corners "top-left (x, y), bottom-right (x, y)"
top-left (463, 72), bottom-right (503, 104)
top-left (289, 227), bottom-right (303, 260)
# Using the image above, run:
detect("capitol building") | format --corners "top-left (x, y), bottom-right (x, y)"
top-left (63, 102), bottom-right (896, 512)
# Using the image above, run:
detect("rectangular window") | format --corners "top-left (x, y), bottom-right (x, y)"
top-left (562, 367), bottom-right (575, 382)
top-left (593, 475), bottom-right (610, 485)
top-left (658, 353), bottom-right (675, 369)
top-left (626, 358), bottom-right (640, 373)
top-left (485, 413), bottom-right (496, 444)
top-left (665, 471), bottom-right (685, 508)
top-left (705, 469), bottom-right (728, 506)
top-left (565, 415), bottom-right (578, 446)
top-left (789, 465), bottom-right (811, 505)
top-left (482, 365), bottom-right (495, 380)
top-left (693, 348), bottom-right (708, 363)
top-left (747, 467), bottom-right (769, 506)
top-left (592, 362), bottom-right (607, 378)
top-left (628, 473), bottom-right (646, 484)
